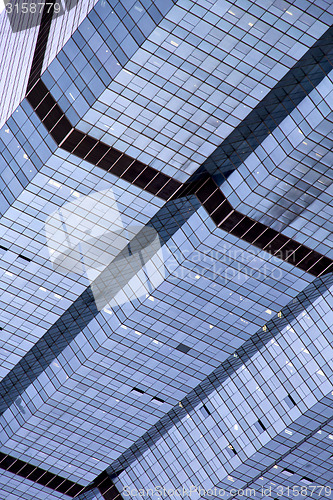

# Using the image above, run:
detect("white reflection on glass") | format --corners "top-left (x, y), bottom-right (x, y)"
top-left (45, 188), bottom-right (165, 310)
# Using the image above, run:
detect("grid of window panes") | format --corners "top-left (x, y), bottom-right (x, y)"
top-left (0, 145), bottom-right (163, 380)
top-left (260, 418), bottom-right (333, 492)
top-left (0, 14), bottom-right (39, 129)
top-left (0, 0), bottom-right (333, 496)
top-left (0, 0), bottom-right (100, 131)
top-left (0, 95), bottom-right (329, 488)
top-left (222, 407), bottom-right (333, 498)
top-left (40, 0), bottom-right (175, 127)
top-left (41, 0), bottom-right (100, 75)
top-left (242, 417), bottom-right (333, 500)
top-left (0, 101), bottom-right (57, 218)
top-left (113, 275), bottom-right (333, 498)
top-left (0, 77), bottom-right (318, 484)
top-left (222, 69), bottom-right (333, 259)
top-left (0, 469), bottom-right (66, 500)
top-left (0, 176), bottom-right (312, 482)
top-left (76, 0), bottom-right (333, 181)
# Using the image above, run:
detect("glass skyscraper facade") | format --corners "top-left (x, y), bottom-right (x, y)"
top-left (1, 0), bottom-right (333, 499)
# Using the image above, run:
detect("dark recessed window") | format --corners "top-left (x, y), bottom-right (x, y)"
top-left (282, 468), bottom-right (294, 476)
top-left (226, 444), bottom-right (237, 457)
top-left (284, 394), bottom-right (296, 408)
top-left (18, 254), bottom-right (31, 262)
top-left (175, 343), bottom-right (191, 354)
top-left (301, 477), bottom-right (313, 485)
top-left (254, 419), bottom-right (266, 433)
top-left (131, 387), bottom-right (145, 395)
top-left (199, 404), bottom-right (211, 418)
top-left (152, 396), bottom-right (165, 405)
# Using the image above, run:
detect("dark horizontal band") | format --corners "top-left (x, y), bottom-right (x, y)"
top-left (2, 1), bottom-right (331, 493)
top-left (26, 79), bottom-right (333, 277)
top-left (24, 1), bottom-right (333, 278)
top-left (0, 451), bottom-right (86, 497)
top-left (102, 272), bottom-right (333, 477)
top-left (26, 79), bottom-right (183, 201)
top-left (195, 177), bottom-right (333, 277)
top-left (95, 471), bottom-right (123, 500)
top-left (186, 24), bottom-right (333, 185)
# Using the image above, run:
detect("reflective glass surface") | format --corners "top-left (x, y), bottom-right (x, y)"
top-left (1, 0), bottom-right (333, 497)
top-left (77, 0), bottom-right (332, 180)
top-left (222, 70), bottom-right (333, 259)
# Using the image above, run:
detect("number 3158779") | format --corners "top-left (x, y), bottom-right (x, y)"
top-left (5, 2), bottom-right (61, 13)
